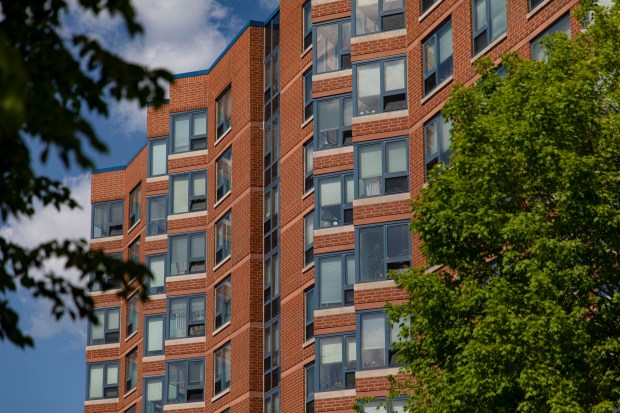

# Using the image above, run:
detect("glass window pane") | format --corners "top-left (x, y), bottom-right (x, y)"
top-left (193, 112), bottom-right (207, 136)
top-left (149, 255), bottom-right (165, 289)
top-left (359, 144), bottom-right (383, 197)
top-left (383, 0), bottom-right (404, 10)
top-left (174, 114), bottom-right (190, 152)
top-left (345, 175), bottom-right (354, 205)
top-left (345, 255), bottom-right (355, 285)
top-left (320, 256), bottom-right (343, 306)
top-left (361, 313), bottom-right (386, 368)
top-left (172, 176), bottom-right (189, 214)
top-left (147, 379), bottom-right (162, 401)
top-left (474, 0), bottom-right (487, 33)
top-left (356, 0), bottom-right (380, 36)
top-left (357, 63), bottom-right (381, 115)
top-left (192, 173), bottom-right (206, 197)
top-left (305, 215), bottom-right (314, 247)
top-left (387, 224), bottom-right (409, 258)
top-left (147, 317), bottom-right (164, 353)
top-left (386, 141), bottom-right (407, 173)
top-left (359, 227), bottom-right (385, 281)
top-left (106, 364), bottom-right (118, 385)
top-left (425, 119), bottom-right (438, 158)
top-left (89, 365), bottom-right (104, 398)
top-left (438, 24), bottom-right (453, 65)
top-left (190, 234), bottom-right (205, 259)
top-left (320, 337), bottom-right (343, 363)
top-left (91, 311), bottom-right (105, 342)
top-left (151, 140), bottom-right (167, 176)
top-left (346, 336), bottom-right (357, 368)
top-left (423, 37), bottom-right (436, 75)
top-left (108, 309), bottom-right (120, 330)
top-left (384, 59), bottom-right (405, 92)
top-left (343, 97), bottom-right (352, 127)
top-left (490, 0), bottom-right (507, 40)
top-left (170, 237), bottom-right (188, 276)
top-left (341, 22), bottom-right (351, 52)
top-left (317, 24), bottom-right (339, 73)
top-left (392, 400), bottom-right (407, 412)
top-left (441, 117), bottom-right (452, 155)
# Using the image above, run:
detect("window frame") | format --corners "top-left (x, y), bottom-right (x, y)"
top-left (354, 56), bottom-right (407, 117)
top-left (129, 183), bottom-right (142, 228)
top-left (304, 69), bottom-right (313, 121)
top-left (146, 196), bottom-right (167, 236)
top-left (129, 236), bottom-right (140, 263)
top-left (165, 358), bottom-right (205, 404)
top-left (146, 254), bottom-right (166, 295)
top-left (352, 0), bottom-right (406, 37)
top-left (424, 112), bottom-right (451, 174)
top-left (86, 361), bottom-right (119, 400)
top-left (472, 0), bottom-right (507, 55)
top-left (89, 252), bottom-right (122, 292)
top-left (169, 170), bottom-right (207, 215)
top-left (304, 212), bottom-right (314, 267)
top-left (315, 333), bottom-right (356, 392)
top-left (305, 363), bottom-right (315, 413)
top-left (314, 94), bottom-right (353, 151)
top-left (264, 319), bottom-right (281, 394)
top-left (304, 287), bottom-right (315, 341)
top-left (422, 19), bottom-right (453, 96)
top-left (126, 293), bottom-right (139, 336)
top-left (125, 347), bottom-right (138, 393)
top-left (304, 140), bottom-right (314, 193)
top-left (354, 137), bottom-right (410, 199)
top-left (357, 310), bottom-right (405, 370)
top-left (313, 19), bottom-right (352, 75)
top-left (148, 137), bottom-right (168, 177)
top-left (170, 110), bottom-right (208, 154)
top-left (216, 146), bottom-right (233, 202)
top-left (166, 294), bottom-right (206, 340)
top-left (356, 221), bottom-right (412, 283)
top-left (215, 211), bottom-right (232, 266)
top-left (214, 341), bottom-right (232, 396)
top-left (144, 314), bottom-right (165, 356)
top-left (316, 251), bottom-right (355, 309)
top-left (168, 232), bottom-right (206, 276)
top-left (303, 1), bottom-right (313, 52)
top-left (216, 86), bottom-right (232, 140)
top-left (214, 276), bottom-right (232, 330)
top-left (361, 398), bottom-right (408, 412)
top-left (124, 404), bottom-right (137, 413)
top-left (530, 14), bottom-right (571, 61)
top-left (91, 200), bottom-right (124, 239)
top-left (143, 376), bottom-right (164, 413)
top-left (87, 306), bottom-right (120, 346)
top-left (315, 172), bottom-right (354, 229)
top-left (263, 251), bottom-right (281, 324)
top-left (264, 183), bottom-right (280, 255)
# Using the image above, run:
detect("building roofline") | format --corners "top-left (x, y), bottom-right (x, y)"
top-left (93, 143), bottom-right (147, 175)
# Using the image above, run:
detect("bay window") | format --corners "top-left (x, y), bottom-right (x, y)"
top-left (169, 232), bottom-right (206, 276)
top-left (88, 307), bottom-right (120, 345)
top-left (147, 254), bottom-right (165, 295)
top-left (145, 314), bottom-right (165, 356)
top-left (315, 20), bottom-right (351, 74)
top-left (317, 334), bottom-right (356, 392)
top-left (356, 138), bottom-right (409, 198)
top-left (148, 137), bottom-right (167, 177)
top-left (92, 201), bottom-right (123, 238)
top-left (167, 295), bottom-right (206, 339)
top-left (87, 361), bottom-right (119, 400)
top-left (143, 376), bottom-right (163, 413)
top-left (316, 173), bottom-right (353, 228)
top-left (166, 359), bottom-right (205, 403)
top-left (355, 57), bottom-right (406, 116)
top-left (170, 171), bottom-right (206, 214)
top-left (171, 110), bottom-right (207, 153)
top-left (317, 252), bottom-right (355, 308)
top-left (354, 0), bottom-right (405, 36)
top-left (315, 95), bottom-right (352, 150)
top-left (359, 311), bottom-right (408, 369)
top-left (147, 196), bottom-right (167, 236)
top-left (357, 222), bottom-right (411, 282)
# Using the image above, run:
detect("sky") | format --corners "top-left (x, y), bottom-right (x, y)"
top-left (0, 1), bottom-right (278, 412)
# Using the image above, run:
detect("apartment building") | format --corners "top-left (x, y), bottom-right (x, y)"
top-left (85, 0), bottom-right (580, 412)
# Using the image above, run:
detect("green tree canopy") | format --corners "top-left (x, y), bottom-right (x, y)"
top-left (386, 3), bottom-right (620, 412)
top-left (0, 1), bottom-right (172, 348)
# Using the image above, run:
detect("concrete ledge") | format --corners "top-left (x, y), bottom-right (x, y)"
top-left (315, 306), bottom-right (355, 318)
top-left (313, 69), bottom-right (352, 82)
top-left (168, 210), bottom-right (208, 220)
top-left (314, 146), bottom-right (353, 158)
top-left (315, 389), bottom-right (356, 400)
top-left (164, 402), bottom-right (206, 411)
top-left (146, 175), bottom-right (168, 183)
top-left (90, 235), bottom-right (123, 245)
top-left (313, 0), bottom-right (344, 5)
top-left (86, 343), bottom-right (120, 351)
top-left (143, 355), bottom-right (165, 363)
top-left (211, 388), bottom-right (230, 402)
top-left (168, 149), bottom-right (208, 160)
top-left (353, 192), bottom-right (410, 207)
top-left (356, 367), bottom-right (401, 379)
top-left (351, 29), bottom-right (406, 44)
top-left (166, 273), bottom-right (206, 282)
top-left (146, 234), bottom-right (168, 242)
top-left (165, 336), bottom-right (206, 346)
top-left (314, 225), bottom-right (354, 237)
top-left (352, 109), bottom-right (408, 124)
top-left (84, 398), bottom-right (118, 406)
top-left (354, 279), bottom-right (396, 291)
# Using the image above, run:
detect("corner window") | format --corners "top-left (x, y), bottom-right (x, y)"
top-left (129, 237), bottom-right (140, 263)
top-left (216, 147), bottom-right (232, 202)
top-left (215, 276), bottom-right (232, 329)
top-left (363, 399), bottom-right (407, 412)
top-left (304, 212), bottom-right (314, 267)
top-left (304, 69), bottom-right (313, 121)
top-left (303, 1), bottom-right (313, 51)
top-left (316, 95), bottom-right (352, 150)
top-left (423, 20), bottom-right (453, 96)
top-left (359, 311), bottom-right (408, 369)
top-left (425, 113), bottom-right (452, 173)
top-left (264, 253), bottom-right (281, 320)
top-left (166, 359), bottom-right (205, 404)
top-left (144, 376), bottom-right (164, 413)
top-left (127, 293), bottom-right (138, 336)
top-left (473, 0), bottom-right (507, 54)
top-left (305, 287), bottom-right (315, 340)
top-left (92, 201), bottom-right (123, 238)
top-left (355, 57), bottom-right (406, 116)
top-left (216, 86), bottom-right (232, 140)
top-left (354, 0), bottom-right (405, 36)
top-left (265, 51), bottom-right (280, 121)
top-left (170, 171), bottom-right (206, 215)
top-left (125, 348), bottom-right (138, 393)
top-left (214, 342), bottom-right (231, 395)
top-left (531, 14), bottom-right (571, 61)
top-left (317, 252), bottom-right (355, 308)
top-left (357, 222), bottom-right (411, 282)
top-left (129, 183), bottom-right (141, 227)
top-left (169, 232), bottom-right (206, 276)
top-left (265, 12), bottom-right (280, 57)
top-left (264, 321), bottom-right (280, 393)
top-left (88, 307), bottom-right (120, 345)
top-left (215, 211), bottom-right (232, 265)
top-left (147, 196), bottom-right (167, 236)
top-left (147, 254), bottom-right (166, 295)
top-left (145, 314), bottom-right (165, 356)
top-left (356, 138), bottom-right (409, 198)
top-left (264, 117), bottom-right (280, 187)
top-left (89, 252), bottom-right (122, 291)
top-left (304, 140), bottom-right (314, 193)
top-left (167, 295), bottom-right (206, 339)
top-left (317, 334), bottom-right (356, 392)
top-left (171, 110), bottom-right (207, 153)
top-left (305, 364), bottom-right (315, 413)
top-left (87, 361), bottom-right (119, 400)
top-left (264, 185), bottom-right (280, 254)
top-left (315, 20), bottom-right (351, 74)
top-left (148, 138), bottom-right (167, 177)
top-left (317, 173), bottom-right (353, 228)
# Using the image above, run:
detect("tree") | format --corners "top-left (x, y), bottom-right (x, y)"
top-left (382, 3), bottom-right (620, 412)
top-left (0, 1), bottom-right (172, 348)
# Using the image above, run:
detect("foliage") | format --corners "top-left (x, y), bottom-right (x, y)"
top-left (380, 4), bottom-right (620, 413)
top-left (0, 1), bottom-right (172, 348)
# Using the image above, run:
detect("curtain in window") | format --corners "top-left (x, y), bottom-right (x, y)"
top-left (423, 37), bottom-right (436, 74)
top-left (108, 309), bottom-right (120, 331)
top-left (193, 112), bottom-right (207, 136)
top-left (172, 176), bottom-right (189, 214)
top-left (169, 300), bottom-right (187, 339)
top-left (425, 119), bottom-right (438, 159)
top-left (305, 145), bottom-right (313, 175)
top-left (441, 116), bottom-right (452, 155)
top-left (384, 59), bottom-right (405, 92)
top-left (362, 314), bottom-right (386, 367)
top-left (305, 215), bottom-right (314, 249)
top-left (320, 256), bottom-right (342, 306)
top-left (359, 145), bottom-right (382, 196)
top-left (386, 141), bottom-right (407, 173)
top-left (149, 256), bottom-right (165, 289)
top-left (189, 361), bottom-right (204, 386)
top-left (168, 363), bottom-right (187, 402)
top-left (320, 338), bottom-right (343, 364)
top-left (147, 318), bottom-right (163, 353)
top-left (190, 297), bottom-right (205, 322)
top-left (89, 365), bottom-right (104, 398)
top-left (174, 115), bottom-right (190, 152)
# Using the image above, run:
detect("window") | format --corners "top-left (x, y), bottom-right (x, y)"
top-left (147, 196), bottom-right (167, 236)
top-left (265, 393), bottom-right (280, 413)
top-left (168, 295), bottom-right (206, 339)
top-left (355, 57), bottom-right (406, 116)
top-left (531, 14), bottom-right (571, 61)
top-left (215, 212), bottom-right (232, 265)
top-left (356, 138), bottom-right (409, 198)
top-left (171, 171), bottom-right (206, 214)
top-left (214, 342), bottom-right (231, 395)
top-left (88, 307), bottom-right (120, 345)
top-left (264, 252), bottom-right (281, 324)
top-left (317, 252), bottom-right (355, 308)
top-left (169, 232), bottom-right (206, 276)
top-left (90, 253), bottom-right (122, 291)
top-left (265, 12), bottom-right (280, 57)
top-left (171, 110), bottom-right (207, 153)
top-left (125, 405), bottom-right (137, 413)
top-left (264, 185), bottom-right (280, 254)
top-left (357, 222), bottom-right (411, 282)
top-left (354, 0), bottom-right (405, 36)
top-left (304, 70), bottom-right (313, 121)
top-left (92, 201), bottom-right (123, 238)
top-left (166, 359), bottom-right (205, 403)
top-left (129, 237), bottom-right (140, 263)
top-left (143, 376), bottom-right (164, 413)
top-left (264, 117), bottom-right (280, 187)
top-left (216, 147), bottom-right (232, 202)
top-left (215, 277), bottom-right (232, 329)
top-left (473, 0), bottom-right (507, 54)
top-left (423, 20), bottom-right (453, 95)
top-left (422, 0), bottom-right (440, 13)
top-left (127, 293), bottom-right (138, 336)
top-left (304, 140), bottom-right (314, 193)
top-left (145, 314), bottom-right (165, 356)
top-left (149, 138), bottom-right (167, 177)
top-left (359, 312), bottom-right (408, 369)
top-left (363, 400), bottom-right (407, 412)
top-left (303, 1), bottom-right (312, 51)
top-left (87, 361), bottom-right (119, 400)
top-left (264, 321), bottom-right (280, 392)
top-left (129, 183), bottom-right (142, 227)
top-left (305, 288), bottom-right (315, 341)
top-left (146, 254), bottom-right (166, 295)
top-left (317, 173), bottom-right (353, 228)
top-left (216, 86), bottom-right (232, 140)
top-left (265, 51), bottom-right (280, 120)
top-left (305, 364), bottom-right (315, 413)
top-left (315, 20), bottom-right (351, 74)
top-left (317, 334), bottom-right (356, 392)
top-left (425, 113), bottom-right (452, 173)
top-left (125, 348), bottom-right (138, 392)
top-left (304, 212), bottom-right (314, 266)
top-left (316, 95), bottom-right (352, 150)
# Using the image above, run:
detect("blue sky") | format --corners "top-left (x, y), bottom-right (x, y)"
top-left (0, 1), bottom-right (277, 412)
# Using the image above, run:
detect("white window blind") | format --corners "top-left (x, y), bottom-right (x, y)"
top-left (174, 115), bottom-right (190, 152)
top-left (305, 145), bottom-right (313, 174)
top-left (147, 381), bottom-right (162, 401)
top-left (172, 176), bottom-right (189, 214)
top-left (108, 309), bottom-right (120, 330)
top-left (151, 140), bottom-right (167, 176)
top-left (386, 141), bottom-right (407, 173)
top-left (346, 338), bottom-right (357, 363)
top-left (358, 63), bottom-right (381, 98)
top-left (424, 37), bottom-right (436, 74)
top-left (149, 256), bottom-right (165, 289)
top-left (320, 257), bottom-right (342, 305)
top-left (193, 174), bottom-right (206, 197)
top-left (106, 364), bottom-right (118, 385)
top-left (193, 112), bottom-right (207, 136)
top-left (321, 338), bottom-right (343, 364)
top-left (384, 59), bottom-right (405, 91)
top-left (190, 235), bottom-right (205, 259)
top-left (345, 255), bottom-right (355, 285)
top-left (319, 177), bottom-right (342, 206)
top-left (171, 237), bottom-right (187, 275)
top-left (362, 314), bottom-right (386, 350)
top-left (305, 216), bottom-right (314, 246)
top-left (89, 366), bottom-right (104, 398)
top-left (344, 98), bottom-right (352, 126)
top-left (439, 26), bottom-right (453, 64)
top-left (147, 318), bottom-right (163, 352)
top-left (359, 145), bottom-right (383, 178)
top-left (345, 175), bottom-right (354, 204)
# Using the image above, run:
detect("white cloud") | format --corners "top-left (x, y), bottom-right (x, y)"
top-left (258, 0), bottom-right (280, 10)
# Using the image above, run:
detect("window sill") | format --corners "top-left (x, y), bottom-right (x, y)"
top-left (425, 264), bottom-right (443, 274)
top-left (302, 337), bottom-right (315, 348)
top-left (124, 387), bottom-right (137, 399)
top-left (84, 398), bottom-right (119, 406)
top-left (86, 342), bottom-right (120, 350)
top-left (352, 109), bottom-right (408, 124)
top-left (214, 191), bottom-right (232, 209)
top-left (351, 28), bottom-right (406, 44)
top-left (354, 279), bottom-right (397, 290)
top-left (146, 175), bottom-right (168, 183)
top-left (212, 321), bottom-right (231, 337)
top-left (301, 115), bottom-right (314, 129)
top-left (89, 288), bottom-right (122, 296)
top-left (146, 234), bottom-right (168, 242)
top-left (315, 388), bottom-right (356, 400)
top-left (125, 330), bottom-right (138, 342)
top-left (215, 128), bottom-right (232, 147)
top-left (314, 225), bottom-right (354, 237)
top-left (163, 401), bottom-right (206, 411)
top-left (211, 388), bottom-right (230, 402)
top-left (301, 45), bottom-right (312, 58)
top-left (143, 355), bottom-right (165, 363)
top-left (527, 0), bottom-right (553, 19)
top-left (166, 272), bottom-right (207, 282)
top-left (419, 0), bottom-right (444, 22)
top-left (148, 293), bottom-right (166, 300)
top-left (167, 210), bottom-right (208, 220)
top-left (302, 188), bottom-right (314, 200)
top-left (421, 75), bottom-right (453, 104)
top-left (353, 192), bottom-right (410, 207)
top-left (355, 367), bottom-right (401, 378)
top-left (471, 32), bottom-right (507, 63)
top-left (314, 306), bottom-right (355, 318)
top-left (127, 219), bottom-right (141, 235)
top-left (168, 149), bottom-right (208, 160)
top-left (213, 255), bottom-right (231, 272)
top-left (302, 262), bottom-right (315, 273)
top-left (314, 146), bottom-right (354, 157)
top-left (165, 336), bottom-right (206, 346)
top-left (90, 235), bottom-right (124, 244)
top-left (312, 69), bottom-right (352, 82)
